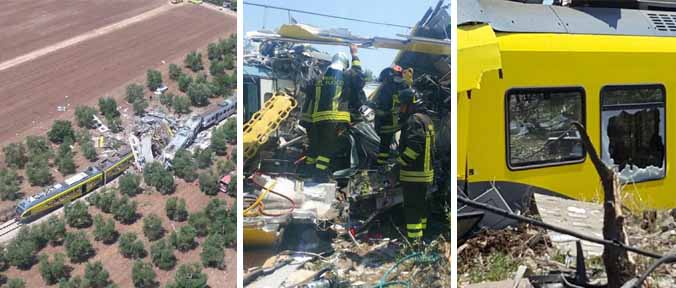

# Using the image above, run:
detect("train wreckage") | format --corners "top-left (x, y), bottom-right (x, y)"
top-left (242, 1), bottom-right (451, 286)
top-left (458, 0), bottom-right (676, 286)
top-left (0, 98), bottom-right (235, 243)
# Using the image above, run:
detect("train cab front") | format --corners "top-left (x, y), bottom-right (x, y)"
top-left (14, 202), bottom-right (30, 222)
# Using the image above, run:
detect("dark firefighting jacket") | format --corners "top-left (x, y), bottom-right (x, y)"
top-left (300, 84), bottom-right (315, 125)
top-left (398, 113), bottom-right (435, 183)
top-left (375, 81), bottom-right (408, 134)
top-left (310, 56), bottom-right (364, 123)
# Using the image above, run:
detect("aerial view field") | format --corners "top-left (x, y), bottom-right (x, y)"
top-left (0, 1), bottom-right (237, 287)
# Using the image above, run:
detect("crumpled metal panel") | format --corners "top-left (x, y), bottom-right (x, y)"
top-left (396, 1), bottom-right (451, 77)
top-left (552, 5), bottom-right (656, 36)
top-left (459, 0), bottom-right (567, 32)
top-left (459, 0), bottom-right (675, 37)
top-left (458, 24), bottom-right (502, 93)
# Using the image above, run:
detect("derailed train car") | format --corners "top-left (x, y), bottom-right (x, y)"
top-left (163, 98), bottom-right (236, 163)
top-left (15, 148), bottom-right (134, 221)
top-left (458, 0), bottom-right (676, 224)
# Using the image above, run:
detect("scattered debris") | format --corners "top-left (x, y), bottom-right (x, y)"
top-left (243, 1), bottom-right (450, 286)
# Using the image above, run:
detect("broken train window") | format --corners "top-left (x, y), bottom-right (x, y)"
top-left (601, 85), bottom-right (665, 182)
top-left (507, 87), bottom-right (585, 169)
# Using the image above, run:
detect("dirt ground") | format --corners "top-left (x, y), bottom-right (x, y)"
top-left (0, 4), bottom-right (235, 147)
top-left (3, 177), bottom-right (236, 288)
top-left (0, 1), bottom-right (237, 286)
top-left (0, 0), bottom-right (167, 63)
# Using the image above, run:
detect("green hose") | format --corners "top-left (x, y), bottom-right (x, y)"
top-left (374, 252), bottom-right (441, 288)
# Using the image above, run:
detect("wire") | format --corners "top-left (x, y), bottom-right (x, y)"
top-left (374, 252), bottom-right (440, 288)
top-left (243, 179), bottom-right (275, 216)
top-left (458, 196), bottom-right (663, 259)
top-left (248, 174), bottom-right (296, 217)
top-left (244, 2), bottom-right (413, 29)
top-left (632, 254), bottom-right (676, 287)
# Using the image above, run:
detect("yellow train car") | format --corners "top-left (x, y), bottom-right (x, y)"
top-left (16, 149), bottom-right (134, 221)
top-left (459, 0), bottom-right (676, 211)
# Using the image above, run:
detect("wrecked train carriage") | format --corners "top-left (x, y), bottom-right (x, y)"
top-left (163, 98), bottom-right (236, 164)
top-left (458, 0), bottom-right (676, 223)
top-left (16, 147), bottom-right (134, 222)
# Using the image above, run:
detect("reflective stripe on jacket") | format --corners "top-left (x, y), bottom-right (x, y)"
top-left (399, 113), bottom-right (435, 183)
top-left (311, 68), bottom-right (350, 123)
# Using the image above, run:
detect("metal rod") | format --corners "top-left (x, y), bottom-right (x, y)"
top-left (458, 196), bottom-right (662, 259)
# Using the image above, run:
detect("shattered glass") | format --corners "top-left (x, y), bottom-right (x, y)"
top-left (507, 89), bottom-right (584, 168)
top-left (601, 86), bottom-right (665, 182)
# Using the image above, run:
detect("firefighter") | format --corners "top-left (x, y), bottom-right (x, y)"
top-left (374, 66), bottom-right (408, 166)
top-left (311, 45), bottom-right (364, 181)
top-left (397, 88), bottom-right (435, 243)
top-left (299, 77), bottom-right (317, 174)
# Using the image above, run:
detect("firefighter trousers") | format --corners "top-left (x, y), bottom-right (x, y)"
top-left (377, 132), bottom-right (394, 165)
top-left (401, 181), bottom-right (429, 241)
top-left (314, 121), bottom-right (343, 173)
top-left (304, 123), bottom-right (318, 166)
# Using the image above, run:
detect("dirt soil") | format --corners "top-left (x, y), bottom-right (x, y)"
top-left (0, 0), bottom-right (166, 63)
top-left (0, 2), bottom-right (236, 286)
top-left (4, 179), bottom-right (236, 288)
top-left (0, 4), bottom-right (235, 147)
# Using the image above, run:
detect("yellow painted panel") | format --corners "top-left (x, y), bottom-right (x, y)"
top-left (462, 32), bottom-right (676, 210)
top-left (458, 24), bottom-right (502, 93)
top-left (244, 227), bottom-right (280, 248)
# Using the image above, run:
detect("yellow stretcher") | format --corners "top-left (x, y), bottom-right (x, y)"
top-left (243, 92), bottom-right (297, 160)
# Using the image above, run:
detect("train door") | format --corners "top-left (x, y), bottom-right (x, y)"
top-left (457, 23), bottom-right (502, 189)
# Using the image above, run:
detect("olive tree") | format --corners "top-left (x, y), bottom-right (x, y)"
top-left (187, 83), bottom-right (211, 107)
top-left (83, 261), bottom-right (111, 288)
top-left (172, 149), bottom-right (197, 182)
top-left (3, 142), bottom-right (27, 169)
top-left (75, 105), bottom-right (97, 129)
top-left (39, 253), bottom-right (69, 285)
top-left (119, 173), bottom-right (141, 197)
top-left (93, 215), bottom-right (117, 244)
top-left (0, 168), bottom-right (21, 201)
top-left (165, 197), bottom-right (188, 222)
top-left (146, 69), bottom-right (163, 91)
top-left (118, 232), bottom-right (146, 259)
top-left (184, 51), bottom-right (203, 72)
top-left (166, 263), bottom-right (207, 288)
top-left (125, 83), bottom-right (145, 104)
top-left (150, 239), bottom-right (176, 270)
top-left (169, 64), bottom-right (183, 81)
top-left (64, 231), bottom-right (94, 263)
top-left (65, 202), bottom-right (92, 228)
top-left (132, 260), bottom-right (157, 288)
top-left (142, 214), bottom-right (164, 241)
top-left (48, 120), bottom-right (75, 144)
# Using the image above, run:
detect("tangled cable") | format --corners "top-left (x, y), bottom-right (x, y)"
top-left (243, 173), bottom-right (296, 217)
top-left (375, 252), bottom-right (441, 288)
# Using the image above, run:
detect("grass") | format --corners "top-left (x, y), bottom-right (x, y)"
top-left (467, 251), bottom-right (519, 283)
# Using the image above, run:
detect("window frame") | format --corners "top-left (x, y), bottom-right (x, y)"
top-left (504, 86), bottom-right (587, 171)
top-left (599, 84), bottom-right (667, 183)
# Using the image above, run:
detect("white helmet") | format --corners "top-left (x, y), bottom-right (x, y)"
top-left (329, 52), bottom-right (349, 71)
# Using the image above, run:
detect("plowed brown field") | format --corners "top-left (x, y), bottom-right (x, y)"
top-left (0, 3), bottom-right (235, 147)
top-left (0, 0), bottom-right (166, 63)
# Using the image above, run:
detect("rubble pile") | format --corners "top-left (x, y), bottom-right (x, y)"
top-left (299, 236), bottom-right (451, 287)
top-left (458, 209), bottom-right (676, 287)
top-left (626, 210), bottom-right (676, 285)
